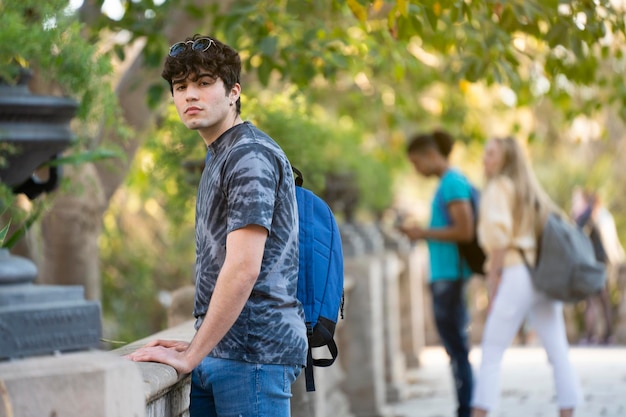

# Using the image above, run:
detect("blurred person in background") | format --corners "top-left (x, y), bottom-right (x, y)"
top-left (471, 137), bottom-right (581, 417)
top-left (573, 188), bottom-right (625, 345)
top-left (398, 129), bottom-right (475, 417)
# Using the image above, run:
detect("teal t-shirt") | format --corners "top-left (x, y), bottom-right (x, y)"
top-left (427, 168), bottom-right (473, 282)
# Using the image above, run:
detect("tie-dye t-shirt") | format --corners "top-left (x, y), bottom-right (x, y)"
top-left (193, 121), bottom-right (307, 367)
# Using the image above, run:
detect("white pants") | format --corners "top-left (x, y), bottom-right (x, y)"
top-left (472, 264), bottom-right (582, 411)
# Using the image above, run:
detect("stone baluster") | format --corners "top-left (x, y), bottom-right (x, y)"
top-left (291, 276), bottom-right (355, 417)
top-left (339, 222), bottom-right (393, 417)
top-left (378, 224), bottom-right (410, 402)
top-left (402, 243), bottom-right (428, 365)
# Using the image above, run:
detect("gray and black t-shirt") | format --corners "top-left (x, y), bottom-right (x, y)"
top-left (194, 121), bottom-right (307, 366)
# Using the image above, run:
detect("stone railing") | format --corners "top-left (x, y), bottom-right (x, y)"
top-left (113, 321), bottom-right (197, 417)
top-left (0, 321), bottom-right (195, 417)
top-left (0, 220), bottom-right (431, 417)
top-left (3, 220), bottom-right (624, 417)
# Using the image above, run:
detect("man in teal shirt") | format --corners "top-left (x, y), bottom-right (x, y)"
top-left (399, 130), bottom-right (475, 417)
top-left (429, 169), bottom-right (474, 281)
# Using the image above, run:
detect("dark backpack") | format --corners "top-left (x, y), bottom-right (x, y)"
top-left (293, 167), bottom-right (344, 392)
top-left (436, 183), bottom-right (486, 276)
top-left (521, 212), bottom-right (606, 302)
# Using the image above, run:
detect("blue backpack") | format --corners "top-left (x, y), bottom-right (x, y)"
top-left (293, 167), bottom-right (344, 392)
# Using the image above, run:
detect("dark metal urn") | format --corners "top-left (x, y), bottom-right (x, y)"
top-left (0, 74), bottom-right (76, 198)
top-left (0, 79), bottom-right (102, 360)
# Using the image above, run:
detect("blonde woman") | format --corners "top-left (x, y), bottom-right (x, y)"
top-left (471, 137), bottom-right (582, 417)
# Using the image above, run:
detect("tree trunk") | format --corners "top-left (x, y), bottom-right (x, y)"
top-left (38, 164), bottom-right (106, 300)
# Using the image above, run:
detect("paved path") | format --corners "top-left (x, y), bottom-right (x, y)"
top-left (391, 346), bottom-right (626, 417)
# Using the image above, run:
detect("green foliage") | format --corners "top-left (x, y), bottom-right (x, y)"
top-left (0, 214), bottom-right (9, 247)
top-left (0, 186), bottom-right (16, 249)
top-left (0, 182), bottom-right (49, 249)
top-left (245, 91), bottom-right (399, 213)
top-left (75, 0), bottom-right (626, 342)
top-left (0, 0), bottom-right (115, 121)
top-left (100, 194), bottom-right (193, 342)
top-left (203, 0), bottom-right (626, 123)
top-left (0, 1), bottom-right (126, 250)
top-left (81, 0), bottom-right (626, 127)
top-left (0, 0), bottom-right (125, 185)
top-left (46, 148), bottom-right (124, 167)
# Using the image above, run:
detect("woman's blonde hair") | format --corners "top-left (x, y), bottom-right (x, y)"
top-left (492, 137), bottom-right (560, 233)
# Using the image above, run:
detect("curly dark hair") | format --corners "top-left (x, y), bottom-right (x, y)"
top-left (406, 129), bottom-right (455, 158)
top-left (162, 34), bottom-right (241, 113)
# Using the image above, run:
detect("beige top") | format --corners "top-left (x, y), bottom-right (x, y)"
top-left (478, 176), bottom-right (537, 270)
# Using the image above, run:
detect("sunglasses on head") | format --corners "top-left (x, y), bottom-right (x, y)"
top-left (169, 38), bottom-right (215, 57)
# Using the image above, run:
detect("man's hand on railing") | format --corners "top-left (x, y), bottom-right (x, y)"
top-left (125, 339), bottom-right (193, 375)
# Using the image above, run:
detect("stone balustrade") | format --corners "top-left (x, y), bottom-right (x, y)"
top-left (0, 350), bottom-right (146, 417)
top-left (113, 321), bottom-right (196, 417)
top-left (3, 220), bottom-right (624, 417)
top-left (0, 220), bottom-right (430, 417)
top-left (17, 218), bottom-right (617, 417)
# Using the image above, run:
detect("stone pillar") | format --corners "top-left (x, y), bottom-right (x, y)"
top-left (381, 251), bottom-right (408, 402)
top-left (291, 279), bottom-right (355, 417)
top-left (0, 351), bottom-right (145, 417)
top-left (290, 363), bottom-right (346, 417)
top-left (396, 239), bottom-right (426, 369)
top-left (339, 223), bottom-right (392, 417)
top-left (379, 226), bottom-right (409, 402)
top-left (410, 243), bottom-right (439, 346)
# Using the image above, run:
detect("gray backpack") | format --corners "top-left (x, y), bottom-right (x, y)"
top-left (521, 212), bottom-right (606, 302)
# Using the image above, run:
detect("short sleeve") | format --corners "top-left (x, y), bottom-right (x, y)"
top-left (478, 176), bottom-right (515, 251)
top-left (440, 171), bottom-right (471, 205)
top-left (223, 144), bottom-right (279, 234)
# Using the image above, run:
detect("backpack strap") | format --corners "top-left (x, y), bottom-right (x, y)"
top-left (293, 166), bottom-right (304, 187)
top-left (311, 323), bottom-right (338, 367)
top-left (305, 324), bottom-right (316, 392)
top-left (304, 323), bottom-right (339, 392)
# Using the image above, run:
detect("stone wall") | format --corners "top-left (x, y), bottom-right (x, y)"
top-left (0, 351), bottom-right (146, 417)
top-left (113, 246), bottom-right (626, 417)
top-left (4, 221), bottom-right (624, 417)
top-left (113, 321), bottom-right (196, 417)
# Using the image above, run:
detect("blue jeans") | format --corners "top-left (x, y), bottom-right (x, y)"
top-left (431, 279), bottom-right (473, 417)
top-left (189, 356), bottom-right (302, 417)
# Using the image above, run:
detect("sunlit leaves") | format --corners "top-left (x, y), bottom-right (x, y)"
top-left (46, 148), bottom-right (124, 167)
top-left (0, 219), bottom-right (10, 247)
top-left (347, 0), bottom-right (369, 22)
top-left (71, 0), bottom-right (626, 125)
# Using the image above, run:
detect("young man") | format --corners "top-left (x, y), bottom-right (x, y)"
top-left (397, 130), bottom-right (474, 417)
top-left (127, 35), bottom-right (307, 417)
